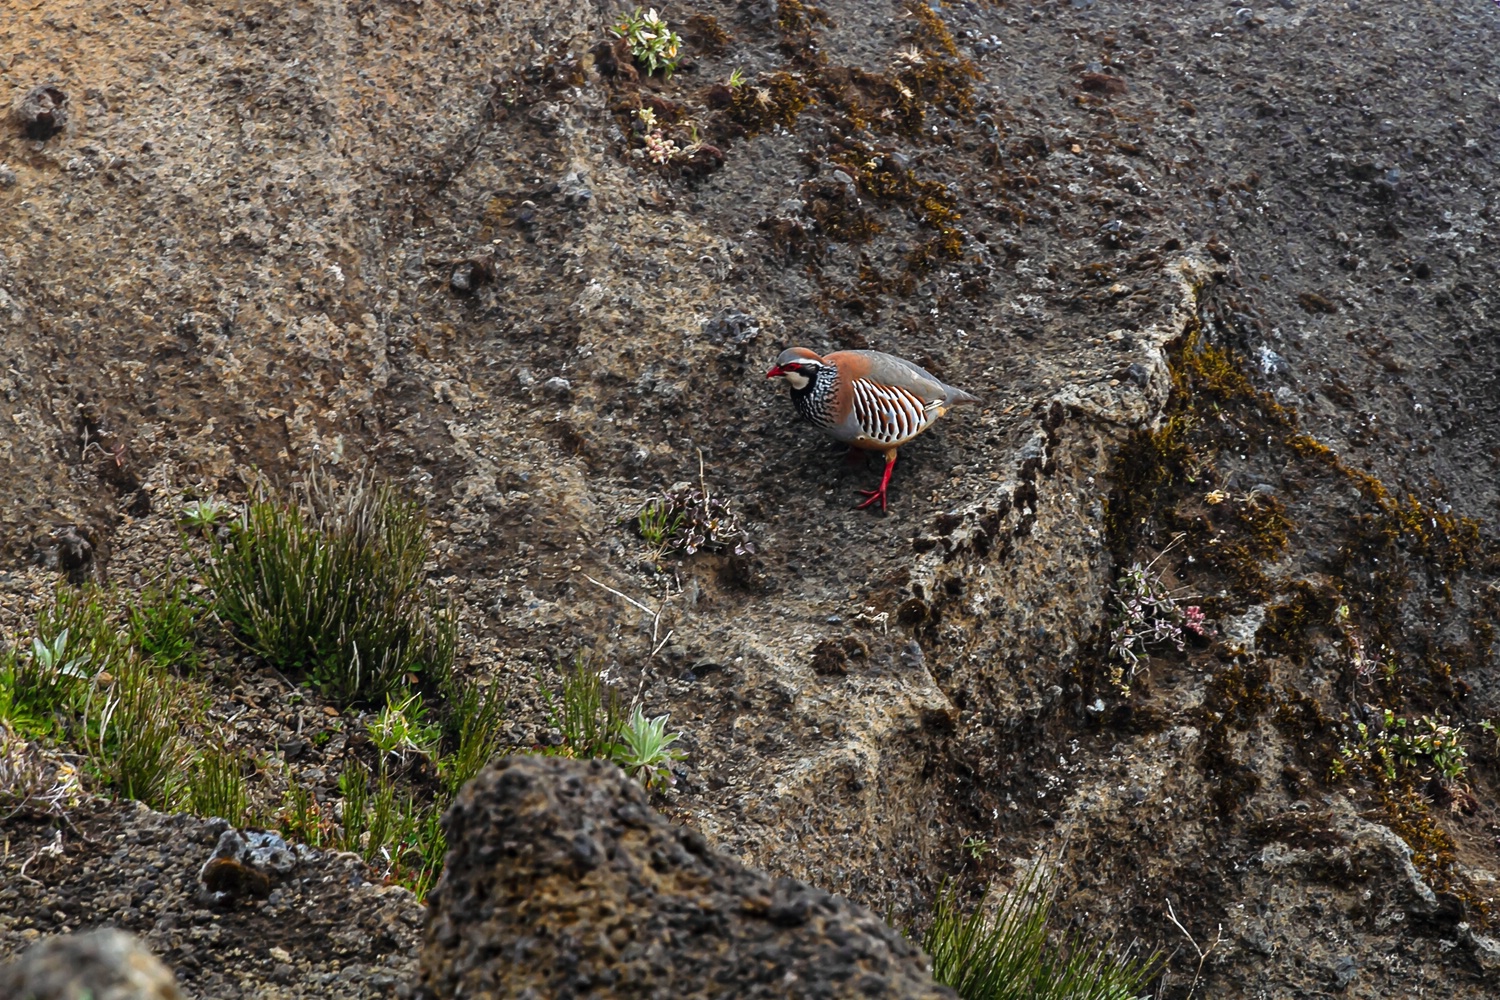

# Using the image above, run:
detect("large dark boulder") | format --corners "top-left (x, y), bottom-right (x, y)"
top-left (414, 755), bottom-right (955, 1000)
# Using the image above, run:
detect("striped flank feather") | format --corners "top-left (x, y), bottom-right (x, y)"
top-left (850, 378), bottom-right (937, 446)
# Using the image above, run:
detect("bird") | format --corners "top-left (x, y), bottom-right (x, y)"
top-left (766, 347), bottom-right (979, 511)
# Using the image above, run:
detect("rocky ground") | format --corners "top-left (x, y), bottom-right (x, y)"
top-left (2, 0), bottom-right (1499, 997)
top-left (1, 803), bottom-right (423, 998)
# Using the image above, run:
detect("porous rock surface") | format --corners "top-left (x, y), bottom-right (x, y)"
top-left (0, 927), bottom-right (182, 1000)
top-left (415, 755), bottom-right (955, 999)
top-left (2, 1), bottom-right (1500, 999)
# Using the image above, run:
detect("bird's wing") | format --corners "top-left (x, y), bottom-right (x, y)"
top-left (838, 350), bottom-right (974, 405)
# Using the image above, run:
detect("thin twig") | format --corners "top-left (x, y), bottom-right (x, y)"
top-left (580, 574), bottom-right (655, 616)
top-left (649, 628), bottom-right (676, 661)
top-left (17, 829), bottom-right (64, 886)
top-left (56, 808), bottom-right (99, 847)
top-left (579, 574), bottom-right (677, 709)
top-left (1143, 530), bottom-right (1188, 571)
top-left (1165, 897), bottom-right (1225, 998)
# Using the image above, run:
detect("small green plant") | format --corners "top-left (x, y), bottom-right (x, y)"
top-left (538, 658), bottom-right (687, 791)
top-left (180, 499), bottom-right (228, 531)
top-left (337, 757), bottom-right (445, 898)
top-left (637, 498), bottom-right (685, 560)
top-left (37, 585), bottom-right (119, 681)
top-left (542, 656), bottom-right (624, 760)
top-left (128, 578), bottom-right (202, 669)
top-left (188, 742), bottom-right (248, 823)
top-left (367, 690), bottom-right (442, 765)
top-left (610, 7), bottom-right (683, 79)
top-left (923, 872), bottom-right (1160, 1000)
top-left (395, 806), bottom-right (447, 901)
top-left (962, 835), bottom-right (991, 860)
top-left (201, 466), bottom-right (455, 703)
top-left (338, 757), bottom-right (373, 848)
top-left (1334, 710), bottom-right (1471, 788)
top-left (616, 705), bottom-right (683, 790)
top-left (89, 659), bottom-right (195, 810)
top-left (636, 484), bottom-right (754, 558)
top-left (1480, 719), bottom-right (1500, 755)
top-left (727, 67), bottom-right (747, 88)
top-left (0, 629), bottom-right (96, 736)
top-left (438, 678), bottom-right (508, 794)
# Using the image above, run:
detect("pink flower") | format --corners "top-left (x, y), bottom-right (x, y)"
top-left (1184, 606), bottom-right (1207, 636)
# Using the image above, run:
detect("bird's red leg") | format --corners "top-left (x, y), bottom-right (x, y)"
top-left (856, 451), bottom-right (897, 511)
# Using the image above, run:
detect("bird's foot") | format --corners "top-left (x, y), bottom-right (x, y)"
top-left (855, 486), bottom-right (888, 512)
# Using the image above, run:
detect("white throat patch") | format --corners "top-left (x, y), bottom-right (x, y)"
top-left (783, 370), bottom-right (811, 390)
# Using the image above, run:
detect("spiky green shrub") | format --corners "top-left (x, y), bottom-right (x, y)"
top-left (188, 742), bottom-right (248, 823)
top-left (923, 874), bottom-right (1159, 1000)
top-left (128, 578), bottom-right (203, 670)
top-left (202, 467), bottom-right (455, 703)
top-left (438, 678), bottom-right (508, 794)
top-left (89, 658), bottom-right (195, 810)
top-left (542, 656), bottom-right (624, 761)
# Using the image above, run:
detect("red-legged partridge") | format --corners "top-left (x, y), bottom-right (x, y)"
top-left (766, 347), bottom-right (978, 511)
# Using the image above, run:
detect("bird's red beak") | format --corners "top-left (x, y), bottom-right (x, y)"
top-left (766, 365), bottom-right (785, 379)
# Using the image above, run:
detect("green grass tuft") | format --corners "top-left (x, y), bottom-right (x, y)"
top-left (37, 585), bottom-right (120, 681)
top-left (542, 655), bottom-right (624, 761)
top-left (128, 578), bottom-right (203, 670)
top-left (89, 658), bottom-right (195, 810)
top-left (188, 742), bottom-right (249, 823)
top-left (438, 678), bottom-right (508, 795)
top-left (923, 872), bottom-right (1159, 1000)
top-left (201, 466), bottom-right (455, 703)
top-left (0, 629), bottom-right (94, 737)
top-left (279, 776), bottom-right (333, 849)
top-left (337, 756), bottom-right (446, 897)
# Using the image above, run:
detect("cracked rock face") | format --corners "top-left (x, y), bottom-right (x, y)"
top-left (415, 755), bottom-right (956, 1000)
